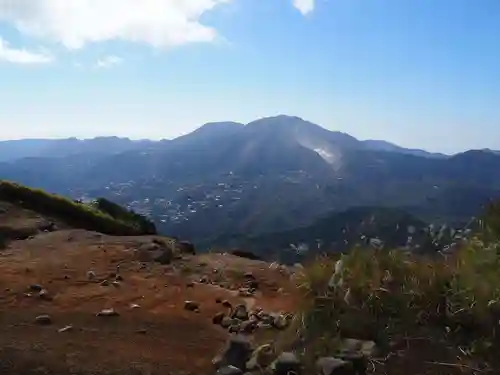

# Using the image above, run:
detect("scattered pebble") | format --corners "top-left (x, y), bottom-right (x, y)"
top-left (35, 315), bottom-right (52, 325)
top-left (184, 300), bottom-right (200, 311)
top-left (96, 308), bottom-right (120, 317)
top-left (58, 325), bottom-right (74, 333)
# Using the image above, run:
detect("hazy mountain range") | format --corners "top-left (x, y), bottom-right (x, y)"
top-left (1, 115), bottom-right (499, 247)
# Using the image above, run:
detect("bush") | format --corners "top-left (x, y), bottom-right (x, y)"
top-left (0, 180), bottom-right (156, 236)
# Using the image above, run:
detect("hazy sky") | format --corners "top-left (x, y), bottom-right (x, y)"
top-left (0, 0), bottom-right (499, 153)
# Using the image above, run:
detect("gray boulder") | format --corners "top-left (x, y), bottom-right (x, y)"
top-left (214, 335), bottom-right (253, 371)
top-left (270, 352), bottom-right (301, 375)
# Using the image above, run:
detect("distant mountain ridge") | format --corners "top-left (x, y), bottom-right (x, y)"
top-left (1, 115), bottom-right (499, 246)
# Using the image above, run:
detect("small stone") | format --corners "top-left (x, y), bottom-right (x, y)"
top-left (239, 320), bottom-right (257, 334)
top-left (214, 335), bottom-right (253, 371)
top-left (216, 365), bottom-right (243, 375)
top-left (115, 274), bottom-right (124, 281)
top-left (184, 300), bottom-right (200, 311)
top-left (136, 328), bottom-right (148, 335)
top-left (58, 325), bottom-right (73, 333)
top-left (222, 300), bottom-right (232, 308)
top-left (100, 279), bottom-right (110, 286)
top-left (221, 317), bottom-right (233, 328)
top-left (316, 357), bottom-right (353, 375)
top-left (130, 303), bottom-right (141, 309)
top-left (271, 352), bottom-right (301, 375)
top-left (111, 281), bottom-right (121, 287)
top-left (35, 315), bottom-right (52, 325)
top-left (213, 312), bottom-right (225, 325)
top-left (229, 324), bottom-right (241, 333)
top-left (186, 281), bottom-right (194, 288)
top-left (200, 276), bottom-right (209, 283)
top-left (87, 271), bottom-right (96, 280)
top-left (39, 289), bottom-right (52, 301)
top-left (28, 284), bottom-right (43, 292)
top-left (232, 304), bottom-right (249, 321)
top-left (96, 308), bottom-right (120, 317)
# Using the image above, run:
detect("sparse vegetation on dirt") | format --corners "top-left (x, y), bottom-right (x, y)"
top-left (283, 201), bottom-right (500, 374)
top-left (0, 180), bottom-right (156, 236)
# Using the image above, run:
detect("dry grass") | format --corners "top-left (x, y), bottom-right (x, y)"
top-left (285, 237), bottom-right (500, 373)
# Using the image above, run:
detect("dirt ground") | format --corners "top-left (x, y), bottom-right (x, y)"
top-left (0, 228), bottom-right (298, 375)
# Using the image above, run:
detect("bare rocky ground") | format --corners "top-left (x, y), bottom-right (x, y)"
top-left (0, 200), bottom-right (299, 375)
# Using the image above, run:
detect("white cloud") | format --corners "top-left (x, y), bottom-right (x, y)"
top-left (292, 0), bottom-right (315, 15)
top-left (0, 0), bottom-right (232, 50)
top-left (0, 36), bottom-right (53, 64)
top-left (95, 55), bottom-right (123, 69)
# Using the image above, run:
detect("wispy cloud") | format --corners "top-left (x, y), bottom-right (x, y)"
top-left (292, 0), bottom-right (315, 15)
top-left (95, 55), bottom-right (123, 69)
top-left (0, 37), bottom-right (53, 64)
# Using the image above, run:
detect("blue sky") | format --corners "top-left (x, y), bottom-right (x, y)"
top-left (0, 0), bottom-right (499, 154)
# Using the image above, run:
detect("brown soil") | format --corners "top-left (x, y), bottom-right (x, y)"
top-left (0, 228), bottom-right (298, 375)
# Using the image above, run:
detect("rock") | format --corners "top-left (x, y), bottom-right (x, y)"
top-left (239, 320), bottom-right (257, 334)
top-left (221, 317), bottom-right (233, 328)
top-left (100, 279), bottom-right (110, 286)
top-left (216, 365), bottom-right (243, 375)
top-left (58, 325), bottom-right (74, 333)
top-left (214, 335), bottom-right (253, 371)
top-left (136, 328), bottom-right (148, 335)
top-left (200, 276), bottom-right (209, 283)
top-left (39, 289), bottom-right (52, 301)
top-left (271, 352), bottom-right (301, 375)
top-left (232, 304), bottom-right (249, 321)
top-left (111, 281), bottom-right (121, 288)
top-left (87, 270), bottom-right (96, 280)
top-left (178, 240), bottom-right (196, 255)
top-left (222, 300), bottom-right (232, 308)
top-left (35, 315), bottom-right (52, 325)
top-left (96, 308), bottom-right (120, 317)
top-left (153, 249), bottom-right (173, 265)
top-left (229, 324), bottom-right (241, 333)
top-left (184, 300), bottom-right (200, 311)
top-left (213, 312), bottom-right (226, 325)
top-left (28, 284), bottom-right (43, 292)
top-left (316, 357), bottom-right (353, 375)
top-left (246, 344), bottom-right (275, 370)
top-left (115, 274), bottom-right (124, 281)
top-left (130, 304), bottom-right (141, 309)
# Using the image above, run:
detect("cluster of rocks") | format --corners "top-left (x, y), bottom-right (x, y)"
top-left (212, 301), bottom-right (292, 335)
top-left (213, 335), bottom-right (376, 375)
